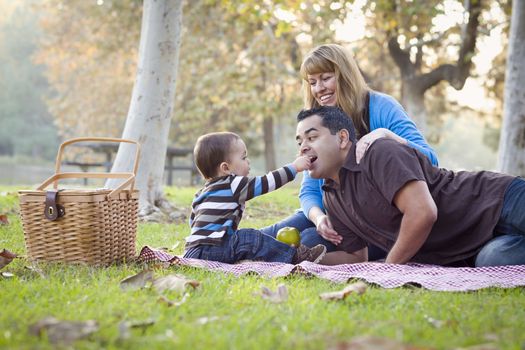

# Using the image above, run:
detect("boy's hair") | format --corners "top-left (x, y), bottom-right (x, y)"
top-left (297, 106), bottom-right (357, 143)
top-left (300, 44), bottom-right (369, 137)
top-left (194, 132), bottom-right (241, 179)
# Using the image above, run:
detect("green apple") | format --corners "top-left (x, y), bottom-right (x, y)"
top-left (276, 227), bottom-right (300, 247)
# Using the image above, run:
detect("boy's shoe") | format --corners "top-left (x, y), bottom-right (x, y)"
top-left (293, 244), bottom-right (327, 264)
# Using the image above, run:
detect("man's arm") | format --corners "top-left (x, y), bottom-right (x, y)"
top-left (385, 180), bottom-right (437, 264)
top-left (321, 248), bottom-right (367, 265)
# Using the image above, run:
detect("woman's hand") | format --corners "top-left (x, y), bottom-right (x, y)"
top-left (355, 128), bottom-right (407, 164)
top-left (315, 214), bottom-right (342, 245)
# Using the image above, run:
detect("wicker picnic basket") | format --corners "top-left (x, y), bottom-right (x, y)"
top-left (18, 137), bottom-right (141, 265)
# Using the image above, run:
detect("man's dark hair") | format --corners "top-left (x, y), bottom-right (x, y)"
top-left (297, 106), bottom-right (357, 142)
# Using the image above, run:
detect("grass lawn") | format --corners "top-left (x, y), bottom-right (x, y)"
top-left (1, 185), bottom-right (524, 350)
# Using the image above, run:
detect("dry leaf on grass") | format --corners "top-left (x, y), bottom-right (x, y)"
top-left (1, 271), bottom-right (14, 278)
top-left (158, 293), bottom-right (189, 307)
top-left (319, 281), bottom-right (367, 301)
top-left (257, 284), bottom-right (288, 303)
top-left (118, 319), bottom-right (156, 340)
top-left (29, 317), bottom-right (99, 345)
top-left (196, 316), bottom-right (221, 325)
top-left (454, 344), bottom-right (500, 350)
top-left (120, 269), bottom-right (154, 291)
top-left (152, 274), bottom-right (200, 293)
top-left (0, 214), bottom-right (8, 225)
top-left (0, 249), bottom-right (17, 270)
top-left (25, 265), bottom-right (47, 278)
top-left (331, 335), bottom-right (432, 350)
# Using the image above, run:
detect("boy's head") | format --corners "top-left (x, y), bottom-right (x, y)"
top-left (194, 132), bottom-right (250, 180)
top-left (296, 106), bottom-right (355, 181)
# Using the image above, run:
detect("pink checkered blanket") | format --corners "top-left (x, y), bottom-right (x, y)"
top-left (138, 246), bottom-right (525, 291)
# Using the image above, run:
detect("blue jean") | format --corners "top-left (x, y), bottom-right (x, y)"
top-left (260, 210), bottom-right (387, 260)
top-left (475, 177), bottom-right (525, 267)
top-left (183, 228), bottom-right (296, 264)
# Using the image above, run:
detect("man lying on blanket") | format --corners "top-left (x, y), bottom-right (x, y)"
top-left (295, 106), bottom-right (525, 267)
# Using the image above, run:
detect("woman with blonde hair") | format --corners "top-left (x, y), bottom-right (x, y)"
top-left (261, 43), bottom-right (438, 259)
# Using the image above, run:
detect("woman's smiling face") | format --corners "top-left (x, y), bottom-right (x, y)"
top-left (307, 72), bottom-right (337, 107)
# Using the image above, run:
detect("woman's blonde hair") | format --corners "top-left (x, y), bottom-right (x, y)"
top-left (300, 44), bottom-right (369, 136)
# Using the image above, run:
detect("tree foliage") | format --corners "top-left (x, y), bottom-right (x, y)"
top-left (0, 0), bottom-right (58, 158)
top-left (34, 0), bottom-right (511, 168)
top-left (36, 0), bottom-right (142, 139)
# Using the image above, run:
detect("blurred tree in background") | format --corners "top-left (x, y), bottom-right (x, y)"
top-left (35, 0), bottom-right (141, 139)
top-left (0, 0), bottom-right (58, 159)
top-left (25, 0), bottom-right (513, 172)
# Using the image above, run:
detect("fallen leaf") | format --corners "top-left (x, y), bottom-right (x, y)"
top-left (152, 274), bottom-right (200, 293)
top-left (454, 345), bottom-right (499, 350)
top-left (158, 293), bottom-right (189, 307)
top-left (331, 335), bottom-right (432, 350)
top-left (319, 281), bottom-right (367, 301)
top-left (25, 265), bottom-right (47, 278)
top-left (423, 314), bottom-right (445, 328)
top-left (0, 249), bottom-right (17, 270)
top-left (120, 269), bottom-right (154, 291)
top-left (0, 215), bottom-right (8, 225)
top-left (29, 317), bottom-right (99, 345)
top-left (118, 319), bottom-right (156, 339)
top-left (196, 316), bottom-right (221, 325)
top-left (258, 284), bottom-right (288, 303)
top-left (1, 271), bottom-right (14, 278)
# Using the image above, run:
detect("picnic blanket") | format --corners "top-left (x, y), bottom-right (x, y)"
top-left (138, 246), bottom-right (525, 292)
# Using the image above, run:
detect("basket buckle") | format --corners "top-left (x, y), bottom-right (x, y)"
top-left (44, 190), bottom-right (66, 221)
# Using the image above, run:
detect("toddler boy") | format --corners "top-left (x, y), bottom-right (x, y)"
top-left (183, 132), bottom-right (326, 264)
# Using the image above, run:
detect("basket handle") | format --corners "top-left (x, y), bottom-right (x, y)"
top-left (54, 137), bottom-right (141, 190)
top-left (37, 172), bottom-right (136, 200)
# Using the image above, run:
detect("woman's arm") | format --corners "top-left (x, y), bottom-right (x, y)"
top-left (358, 92), bottom-right (438, 166)
top-left (298, 171), bottom-right (324, 217)
top-left (299, 172), bottom-right (342, 244)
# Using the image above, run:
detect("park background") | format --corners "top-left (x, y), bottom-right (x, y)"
top-left (2, 1), bottom-right (525, 349)
top-left (0, 0), bottom-right (518, 188)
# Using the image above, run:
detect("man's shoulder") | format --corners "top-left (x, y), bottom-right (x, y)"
top-left (369, 138), bottom-right (408, 155)
top-left (363, 139), bottom-right (418, 169)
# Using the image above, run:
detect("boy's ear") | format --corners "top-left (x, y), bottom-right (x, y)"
top-left (337, 129), bottom-right (351, 148)
top-left (219, 161), bottom-right (230, 174)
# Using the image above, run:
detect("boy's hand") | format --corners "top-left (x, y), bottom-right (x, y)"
top-left (292, 155), bottom-right (312, 172)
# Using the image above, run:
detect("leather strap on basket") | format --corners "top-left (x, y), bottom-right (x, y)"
top-left (44, 190), bottom-right (65, 221)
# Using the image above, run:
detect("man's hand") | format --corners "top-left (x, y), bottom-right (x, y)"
top-left (385, 180), bottom-right (437, 264)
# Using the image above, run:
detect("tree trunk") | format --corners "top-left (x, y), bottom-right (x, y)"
top-left (263, 116), bottom-right (276, 171)
top-left (497, 0), bottom-right (525, 176)
top-left (106, 0), bottom-right (183, 217)
top-left (401, 83), bottom-right (427, 131)
top-left (386, 0), bottom-right (482, 135)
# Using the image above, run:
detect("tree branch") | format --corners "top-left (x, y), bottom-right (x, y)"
top-left (413, 0), bottom-right (483, 92)
top-left (387, 36), bottom-right (415, 78)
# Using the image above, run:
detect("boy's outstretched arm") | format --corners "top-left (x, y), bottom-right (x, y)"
top-left (232, 155), bottom-right (311, 201)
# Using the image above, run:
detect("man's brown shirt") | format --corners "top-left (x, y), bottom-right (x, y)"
top-left (322, 139), bottom-right (515, 265)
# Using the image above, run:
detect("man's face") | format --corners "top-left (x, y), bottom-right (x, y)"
top-left (296, 115), bottom-right (344, 180)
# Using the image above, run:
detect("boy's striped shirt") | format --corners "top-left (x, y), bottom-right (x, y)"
top-left (185, 165), bottom-right (296, 248)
